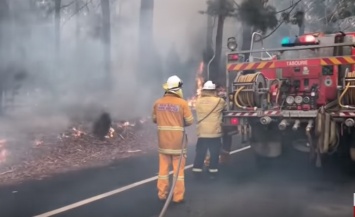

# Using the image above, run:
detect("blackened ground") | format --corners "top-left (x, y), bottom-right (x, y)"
top-left (0, 140), bottom-right (354, 217)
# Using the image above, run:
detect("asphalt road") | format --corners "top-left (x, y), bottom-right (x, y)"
top-left (0, 139), bottom-right (354, 217)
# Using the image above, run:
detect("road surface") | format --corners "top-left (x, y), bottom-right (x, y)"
top-left (0, 140), bottom-right (354, 217)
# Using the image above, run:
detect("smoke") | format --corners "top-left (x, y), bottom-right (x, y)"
top-left (0, 0), bottom-right (207, 129)
top-left (238, 0), bottom-right (278, 34)
top-left (0, 0), bottom-right (207, 167)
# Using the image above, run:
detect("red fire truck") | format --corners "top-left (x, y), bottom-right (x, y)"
top-left (222, 31), bottom-right (355, 168)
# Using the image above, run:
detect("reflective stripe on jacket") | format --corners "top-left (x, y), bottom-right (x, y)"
top-left (196, 90), bottom-right (227, 138)
top-left (152, 93), bottom-right (194, 155)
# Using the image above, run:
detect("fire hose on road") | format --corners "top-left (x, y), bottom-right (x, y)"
top-left (158, 126), bottom-right (187, 217)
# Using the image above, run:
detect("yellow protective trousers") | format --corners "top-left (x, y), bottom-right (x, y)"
top-left (157, 153), bottom-right (186, 202)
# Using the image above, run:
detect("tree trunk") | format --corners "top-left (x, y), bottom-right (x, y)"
top-left (206, 15), bottom-right (213, 52)
top-left (210, 13), bottom-right (225, 82)
top-left (139, 0), bottom-right (154, 84)
top-left (75, 0), bottom-right (80, 46)
top-left (298, 14), bottom-right (305, 35)
top-left (54, 0), bottom-right (61, 54)
top-left (203, 15), bottom-right (214, 79)
top-left (101, 0), bottom-right (111, 90)
top-left (0, 0), bottom-right (9, 115)
top-left (241, 22), bottom-right (252, 62)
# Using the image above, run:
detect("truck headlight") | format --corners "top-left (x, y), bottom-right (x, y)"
top-left (227, 37), bottom-right (237, 51)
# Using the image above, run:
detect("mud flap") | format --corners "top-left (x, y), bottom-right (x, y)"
top-left (350, 147), bottom-right (355, 162)
top-left (348, 129), bottom-right (355, 162)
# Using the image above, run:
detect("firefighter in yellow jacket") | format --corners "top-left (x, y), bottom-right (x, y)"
top-left (152, 75), bottom-right (194, 203)
top-left (192, 80), bottom-right (227, 178)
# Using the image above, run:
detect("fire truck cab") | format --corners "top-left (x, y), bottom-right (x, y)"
top-left (223, 31), bottom-right (355, 168)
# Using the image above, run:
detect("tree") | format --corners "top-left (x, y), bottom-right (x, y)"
top-left (0, 0), bottom-right (9, 114)
top-left (101, 0), bottom-right (111, 90)
top-left (303, 0), bottom-right (355, 32)
top-left (54, 0), bottom-right (61, 54)
top-left (139, 0), bottom-right (155, 85)
top-left (237, 0), bottom-right (279, 60)
top-left (201, 0), bottom-right (236, 82)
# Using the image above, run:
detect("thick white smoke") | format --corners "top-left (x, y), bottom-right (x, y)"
top-left (0, 0), bottom-right (210, 168)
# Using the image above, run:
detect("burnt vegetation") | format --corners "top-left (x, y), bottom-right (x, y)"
top-left (93, 112), bottom-right (112, 140)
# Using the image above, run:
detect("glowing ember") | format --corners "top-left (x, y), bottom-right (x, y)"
top-left (34, 139), bottom-right (44, 146)
top-left (187, 61), bottom-right (205, 109)
top-left (105, 127), bottom-right (115, 138)
top-left (72, 127), bottom-right (86, 137)
top-left (0, 139), bottom-right (8, 164)
top-left (117, 121), bottom-right (135, 128)
top-left (139, 118), bottom-right (148, 124)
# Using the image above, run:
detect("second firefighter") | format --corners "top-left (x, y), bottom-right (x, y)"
top-left (192, 80), bottom-right (227, 178)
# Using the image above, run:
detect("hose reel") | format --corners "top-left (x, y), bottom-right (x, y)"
top-left (339, 69), bottom-right (355, 109)
top-left (233, 72), bottom-right (267, 108)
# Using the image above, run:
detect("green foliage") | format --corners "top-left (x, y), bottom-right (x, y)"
top-left (204, 0), bottom-right (236, 17)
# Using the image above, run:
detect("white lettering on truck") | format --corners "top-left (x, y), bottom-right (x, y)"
top-left (286, 60), bottom-right (308, 66)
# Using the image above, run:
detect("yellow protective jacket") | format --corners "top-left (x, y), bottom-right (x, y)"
top-left (196, 90), bottom-right (227, 138)
top-left (152, 92), bottom-right (194, 155)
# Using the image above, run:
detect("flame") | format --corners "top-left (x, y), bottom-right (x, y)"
top-left (0, 139), bottom-right (8, 164)
top-left (196, 61), bottom-right (204, 97)
top-left (34, 139), bottom-right (43, 146)
top-left (105, 127), bottom-right (115, 138)
top-left (188, 61), bottom-right (205, 109)
top-left (72, 127), bottom-right (86, 137)
top-left (117, 121), bottom-right (131, 128)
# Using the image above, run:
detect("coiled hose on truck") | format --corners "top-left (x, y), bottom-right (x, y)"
top-left (339, 71), bottom-right (355, 109)
top-left (233, 72), bottom-right (281, 108)
top-left (233, 73), bottom-right (260, 108)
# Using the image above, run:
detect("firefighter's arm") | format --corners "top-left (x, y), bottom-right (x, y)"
top-left (152, 103), bottom-right (157, 124)
top-left (222, 98), bottom-right (228, 111)
top-left (183, 102), bottom-right (194, 126)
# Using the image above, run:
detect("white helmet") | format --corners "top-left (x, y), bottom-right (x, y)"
top-left (202, 80), bottom-right (216, 90)
top-left (163, 75), bottom-right (183, 90)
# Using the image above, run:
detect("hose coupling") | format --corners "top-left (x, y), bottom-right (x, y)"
top-left (345, 118), bottom-right (355, 127)
top-left (306, 120), bottom-right (314, 132)
top-left (260, 116), bottom-right (272, 125)
top-left (278, 119), bottom-right (288, 130)
top-left (292, 120), bottom-right (300, 131)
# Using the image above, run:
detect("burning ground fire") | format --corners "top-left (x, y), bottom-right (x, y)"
top-left (52, 118), bottom-right (149, 142)
top-left (13, 118), bottom-right (150, 154)
top-left (187, 61), bottom-right (205, 109)
top-left (0, 117), bottom-right (155, 184)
